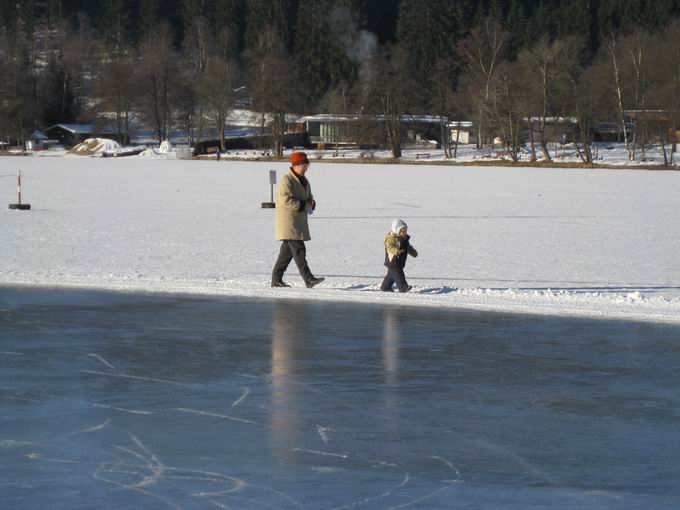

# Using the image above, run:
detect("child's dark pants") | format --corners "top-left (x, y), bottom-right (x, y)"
top-left (381, 267), bottom-right (409, 292)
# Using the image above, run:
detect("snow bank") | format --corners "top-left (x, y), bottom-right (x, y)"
top-left (2, 158), bottom-right (680, 323)
top-left (222, 142), bottom-right (675, 168)
top-left (68, 138), bottom-right (120, 156)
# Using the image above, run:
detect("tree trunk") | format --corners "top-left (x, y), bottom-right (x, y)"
top-left (539, 136), bottom-right (551, 162)
top-left (440, 121), bottom-right (451, 158)
top-left (386, 117), bottom-right (402, 158)
top-left (271, 112), bottom-right (285, 157)
top-left (660, 130), bottom-right (669, 166)
top-left (218, 111), bottom-right (226, 151)
top-left (606, 33), bottom-right (631, 160)
top-left (453, 120), bottom-right (461, 158)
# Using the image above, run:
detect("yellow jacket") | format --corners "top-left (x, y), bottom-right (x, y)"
top-left (384, 232), bottom-right (418, 267)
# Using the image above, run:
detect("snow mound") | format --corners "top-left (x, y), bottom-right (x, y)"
top-left (136, 146), bottom-right (178, 160)
top-left (134, 139), bottom-right (176, 159)
top-left (69, 138), bottom-right (120, 156)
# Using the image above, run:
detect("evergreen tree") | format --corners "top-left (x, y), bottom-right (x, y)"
top-left (556, 0), bottom-right (599, 58)
top-left (636, 0), bottom-right (680, 31)
top-left (0, 0), bottom-right (20, 30)
top-left (214, 0), bottom-right (246, 53)
top-left (245, 0), bottom-right (298, 52)
top-left (0, 30), bottom-right (36, 142)
top-left (395, 0), bottom-right (464, 112)
top-left (139, 0), bottom-right (160, 37)
top-left (396, 0), bottom-right (463, 72)
top-left (41, 53), bottom-right (77, 126)
top-left (100, 0), bottom-right (130, 55)
top-left (504, 0), bottom-right (528, 59)
top-left (292, 0), bottom-right (357, 110)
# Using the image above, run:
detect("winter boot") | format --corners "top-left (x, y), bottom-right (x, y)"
top-left (305, 277), bottom-right (325, 288)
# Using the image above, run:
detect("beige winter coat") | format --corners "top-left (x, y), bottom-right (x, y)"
top-left (275, 170), bottom-right (314, 241)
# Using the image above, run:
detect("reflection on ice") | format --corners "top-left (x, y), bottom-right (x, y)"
top-left (382, 307), bottom-right (400, 382)
top-left (271, 301), bottom-right (306, 462)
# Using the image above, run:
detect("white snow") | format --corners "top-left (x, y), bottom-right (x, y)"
top-left (2, 157), bottom-right (680, 323)
top-left (303, 142), bottom-right (672, 166)
top-left (158, 140), bottom-right (173, 153)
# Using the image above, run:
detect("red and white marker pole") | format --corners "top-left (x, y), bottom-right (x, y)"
top-left (9, 169), bottom-right (31, 210)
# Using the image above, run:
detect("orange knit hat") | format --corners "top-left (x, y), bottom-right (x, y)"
top-left (290, 151), bottom-right (309, 167)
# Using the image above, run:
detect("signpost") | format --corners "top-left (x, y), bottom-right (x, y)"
top-left (261, 170), bottom-right (276, 208)
top-left (9, 170), bottom-right (31, 210)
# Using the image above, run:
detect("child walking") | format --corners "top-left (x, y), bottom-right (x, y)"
top-left (381, 218), bottom-right (418, 292)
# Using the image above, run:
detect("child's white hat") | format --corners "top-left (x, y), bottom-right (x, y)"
top-left (391, 218), bottom-right (407, 234)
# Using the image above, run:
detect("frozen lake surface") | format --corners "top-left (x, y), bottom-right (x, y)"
top-left (1, 286), bottom-right (680, 509)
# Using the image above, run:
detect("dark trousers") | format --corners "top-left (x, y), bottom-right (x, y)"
top-left (272, 240), bottom-right (313, 283)
top-left (381, 266), bottom-right (409, 292)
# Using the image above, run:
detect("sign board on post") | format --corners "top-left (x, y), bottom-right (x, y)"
top-left (261, 170), bottom-right (276, 208)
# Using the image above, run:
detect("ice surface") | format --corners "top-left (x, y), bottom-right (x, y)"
top-left (1, 287), bottom-right (680, 509)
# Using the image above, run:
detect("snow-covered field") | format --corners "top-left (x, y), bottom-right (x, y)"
top-left (2, 156), bottom-right (680, 323)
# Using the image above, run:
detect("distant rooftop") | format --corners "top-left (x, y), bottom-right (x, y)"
top-left (299, 114), bottom-right (450, 124)
top-left (47, 124), bottom-right (118, 135)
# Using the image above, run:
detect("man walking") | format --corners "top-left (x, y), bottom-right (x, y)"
top-left (271, 151), bottom-right (325, 288)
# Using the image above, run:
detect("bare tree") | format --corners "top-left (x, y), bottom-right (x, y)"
top-left (174, 62), bottom-right (199, 147)
top-left (182, 13), bottom-right (210, 73)
top-left (381, 87), bottom-right (403, 159)
top-left (245, 25), bottom-right (296, 157)
top-left (457, 17), bottom-right (506, 149)
top-left (517, 36), bottom-right (576, 162)
top-left (664, 20), bottom-right (680, 161)
top-left (650, 20), bottom-right (680, 164)
top-left (568, 66), bottom-right (595, 164)
top-left (430, 58), bottom-right (458, 158)
top-left (196, 55), bottom-right (238, 151)
top-left (137, 23), bottom-right (176, 143)
top-left (602, 29), bottom-right (632, 160)
top-left (95, 52), bottom-right (136, 145)
top-left (319, 81), bottom-right (356, 155)
top-left (488, 61), bottom-right (524, 162)
top-left (620, 29), bottom-right (653, 161)
top-left (370, 44), bottom-right (421, 159)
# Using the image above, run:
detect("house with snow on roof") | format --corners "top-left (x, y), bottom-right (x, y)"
top-left (295, 114), bottom-right (449, 150)
top-left (45, 124), bottom-right (121, 148)
top-left (26, 129), bottom-right (61, 150)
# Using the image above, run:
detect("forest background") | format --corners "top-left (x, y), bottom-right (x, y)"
top-left (2, 0), bottom-right (680, 163)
